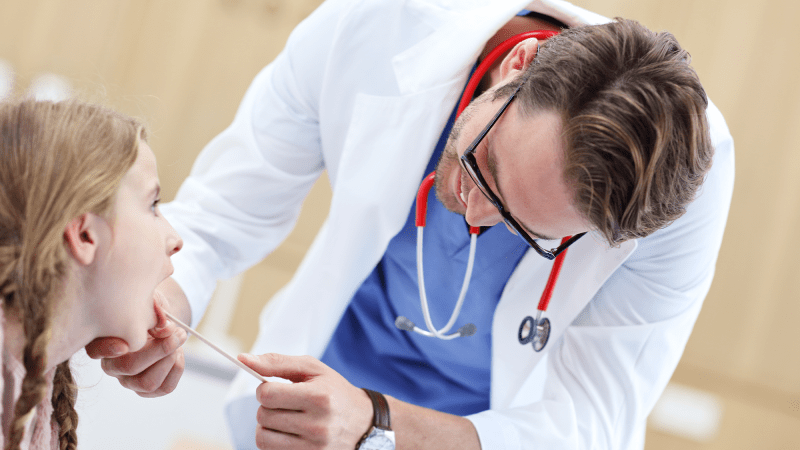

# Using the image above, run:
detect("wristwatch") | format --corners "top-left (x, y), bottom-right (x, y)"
top-left (356, 388), bottom-right (396, 450)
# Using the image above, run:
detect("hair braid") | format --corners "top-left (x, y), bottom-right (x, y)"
top-left (4, 306), bottom-right (52, 450)
top-left (51, 361), bottom-right (79, 450)
top-left (0, 246), bottom-right (20, 304)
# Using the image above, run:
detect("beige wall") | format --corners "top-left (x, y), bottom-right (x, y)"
top-left (3, 0), bottom-right (799, 447)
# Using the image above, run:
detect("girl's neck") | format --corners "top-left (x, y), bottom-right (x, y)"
top-left (2, 274), bottom-right (93, 372)
top-left (2, 306), bottom-right (26, 363)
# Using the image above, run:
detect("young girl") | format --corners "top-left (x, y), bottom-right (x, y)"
top-left (0, 99), bottom-right (183, 450)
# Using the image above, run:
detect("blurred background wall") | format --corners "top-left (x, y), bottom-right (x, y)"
top-left (2, 0), bottom-right (799, 449)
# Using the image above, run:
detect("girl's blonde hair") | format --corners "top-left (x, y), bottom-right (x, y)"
top-left (0, 99), bottom-right (144, 450)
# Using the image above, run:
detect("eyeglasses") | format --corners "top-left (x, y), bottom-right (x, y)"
top-left (459, 81), bottom-right (586, 260)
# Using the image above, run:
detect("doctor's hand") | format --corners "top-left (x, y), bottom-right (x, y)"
top-left (84, 278), bottom-right (190, 398)
top-left (238, 353), bottom-right (374, 450)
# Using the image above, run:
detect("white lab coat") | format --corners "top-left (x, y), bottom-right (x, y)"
top-left (161, 0), bottom-right (735, 448)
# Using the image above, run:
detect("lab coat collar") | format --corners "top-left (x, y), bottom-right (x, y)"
top-left (395, 0), bottom-right (610, 94)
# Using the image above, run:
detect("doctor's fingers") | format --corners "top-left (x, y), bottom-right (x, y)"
top-left (256, 379), bottom-right (333, 412)
top-left (256, 407), bottom-right (316, 438)
top-left (254, 425), bottom-right (318, 450)
top-left (85, 336), bottom-right (129, 359)
top-left (114, 347), bottom-right (185, 396)
top-left (131, 349), bottom-right (186, 398)
top-left (256, 408), bottom-right (342, 450)
top-left (101, 328), bottom-right (187, 377)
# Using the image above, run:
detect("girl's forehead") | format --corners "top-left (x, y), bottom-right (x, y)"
top-left (119, 141), bottom-right (159, 196)
top-left (136, 141), bottom-right (158, 173)
top-left (132, 142), bottom-right (158, 178)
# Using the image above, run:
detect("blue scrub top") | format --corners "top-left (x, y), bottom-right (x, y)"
top-left (320, 90), bottom-right (529, 416)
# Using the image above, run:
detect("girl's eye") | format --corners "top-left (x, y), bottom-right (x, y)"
top-left (151, 198), bottom-right (161, 215)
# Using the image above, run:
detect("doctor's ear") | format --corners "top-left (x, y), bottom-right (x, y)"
top-left (498, 38), bottom-right (539, 82)
top-left (64, 213), bottom-right (101, 266)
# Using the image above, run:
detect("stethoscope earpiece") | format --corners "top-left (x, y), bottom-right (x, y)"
top-left (395, 316), bottom-right (416, 332)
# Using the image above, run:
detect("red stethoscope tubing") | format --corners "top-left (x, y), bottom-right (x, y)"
top-left (456, 29), bottom-right (558, 117)
top-left (538, 236), bottom-right (571, 312)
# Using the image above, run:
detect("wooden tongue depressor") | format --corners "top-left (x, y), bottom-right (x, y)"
top-left (164, 311), bottom-right (267, 383)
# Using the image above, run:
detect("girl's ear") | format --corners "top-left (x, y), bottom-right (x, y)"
top-left (64, 214), bottom-right (99, 265)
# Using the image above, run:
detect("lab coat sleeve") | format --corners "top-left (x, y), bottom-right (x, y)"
top-left (159, 0), bottom-right (353, 326)
top-left (468, 105), bottom-right (735, 449)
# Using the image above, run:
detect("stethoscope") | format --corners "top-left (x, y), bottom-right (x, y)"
top-left (394, 30), bottom-right (574, 351)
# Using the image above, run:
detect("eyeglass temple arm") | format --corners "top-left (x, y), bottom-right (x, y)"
top-left (551, 232), bottom-right (586, 258)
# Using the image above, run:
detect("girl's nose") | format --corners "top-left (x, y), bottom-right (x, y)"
top-left (167, 226), bottom-right (183, 256)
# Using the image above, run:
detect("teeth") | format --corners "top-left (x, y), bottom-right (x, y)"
top-left (460, 192), bottom-right (467, 205)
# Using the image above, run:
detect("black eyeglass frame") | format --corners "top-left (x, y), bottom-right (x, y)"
top-left (458, 79), bottom-right (586, 260)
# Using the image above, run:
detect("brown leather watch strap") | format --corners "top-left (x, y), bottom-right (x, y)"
top-left (362, 388), bottom-right (391, 430)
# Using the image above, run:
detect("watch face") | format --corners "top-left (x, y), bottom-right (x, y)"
top-left (360, 428), bottom-right (396, 450)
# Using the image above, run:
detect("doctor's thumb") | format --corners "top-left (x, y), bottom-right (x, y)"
top-left (238, 353), bottom-right (262, 370)
top-left (238, 352), bottom-right (285, 378)
top-left (237, 352), bottom-right (324, 382)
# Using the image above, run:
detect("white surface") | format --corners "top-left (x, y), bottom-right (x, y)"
top-left (648, 382), bottom-right (724, 442)
top-left (73, 348), bottom-right (235, 450)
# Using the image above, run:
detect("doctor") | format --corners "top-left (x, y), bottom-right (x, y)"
top-left (87, 0), bottom-right (734, 449)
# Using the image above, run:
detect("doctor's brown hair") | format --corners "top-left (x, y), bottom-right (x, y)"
top-left (0, 99), bottom-right (142, 450)
top-left (497, 18), bottom-right (713, 245)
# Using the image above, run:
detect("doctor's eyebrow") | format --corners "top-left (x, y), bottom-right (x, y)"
top-left (486, 141), bottom-right (555, 241)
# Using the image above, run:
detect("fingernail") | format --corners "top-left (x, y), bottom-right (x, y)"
top-left (110, 343), bottom-right (125, 356)
top-left (239, 353), bottom-right (256, 363)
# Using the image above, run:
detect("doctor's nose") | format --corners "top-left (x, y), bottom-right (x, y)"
top-left (463, 187), bottom-right (504, 228)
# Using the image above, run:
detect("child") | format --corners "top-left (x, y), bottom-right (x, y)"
top-left (0, 99), bottom-right (183, 450)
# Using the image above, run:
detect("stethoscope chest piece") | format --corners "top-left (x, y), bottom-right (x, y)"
top-left (518, 315), bottom-right (551, 352)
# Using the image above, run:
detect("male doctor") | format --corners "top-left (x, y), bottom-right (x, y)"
top-left (88, 0), bottom-right (734, 449)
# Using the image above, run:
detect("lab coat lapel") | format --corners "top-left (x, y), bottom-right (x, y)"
top-left (491, 235), bottom-right (637, 408)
